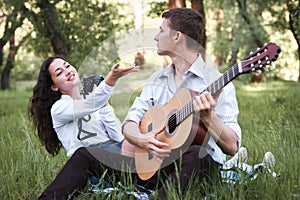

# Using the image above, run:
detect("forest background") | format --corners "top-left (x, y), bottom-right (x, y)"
top-left (0, 0), bottom-right (299, 90)
top-left (0, 0), bottom-right (299, 199)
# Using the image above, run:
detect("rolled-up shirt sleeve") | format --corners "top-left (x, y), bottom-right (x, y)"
top-left (214, 82), bottom-right (241, 149)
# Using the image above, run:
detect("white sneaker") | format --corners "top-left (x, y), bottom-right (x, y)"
top-left (262, 151), bottom-right (275, 170)
top-left (223, 147), bottom-right (248, 169)
top-left (238, 147), bottom-right (248, 163)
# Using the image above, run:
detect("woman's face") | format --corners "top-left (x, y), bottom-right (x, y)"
top-left (48, 58), bottom-right (80, 95)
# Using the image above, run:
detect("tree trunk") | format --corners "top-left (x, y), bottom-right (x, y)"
top-left (1, 34), bottom-right (16, 90)
top-left (286, 0), bottom-right (300, 81)
top-left (37, 0), bottom-right (70, 57)
top-left (236, 0), bottom-right (264, 47)
top-left (191, 0), bottom-right (206, 50)
top-left (236, 0), bottom-right (265, 84)
top-left (214, 10), bottom-right (224, 68)
top-left (0, 10), bottom-right (21, 73)
top-left (1, 62), bottom-right (12, 90)
top-left (168, 0), bottom-right (186, 9)
top-left (132, 0), bottom-right (145, 68)
top-left (0, 5), bottom-right (29, 90)
top-left (0, 40), bottom-right (6, 69)
top-left (1, 30), bottom-right (29, 90)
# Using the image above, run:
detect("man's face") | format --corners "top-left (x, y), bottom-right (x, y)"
top-left (153, 18), bottom-right (176, 56)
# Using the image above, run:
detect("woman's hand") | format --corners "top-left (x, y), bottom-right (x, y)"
top-left (105, 63), bottom-right (139, 86)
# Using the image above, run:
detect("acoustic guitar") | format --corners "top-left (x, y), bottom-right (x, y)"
top-left (122, 43), bottom-right (281, 180)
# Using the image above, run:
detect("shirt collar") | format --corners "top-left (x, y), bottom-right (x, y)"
top-left (187, 55), bottom-right (206, 78)
top-left (60, 95), bottom-right (73, 101)
top-left (159, 64), bottom-right (174, 78)
top-left (159, 55), bottom-right (206, 78)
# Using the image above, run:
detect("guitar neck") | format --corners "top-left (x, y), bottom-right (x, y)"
top-left (206, 62), bottom-right (242, 96)
top-left (173, 62), bottom-right (243, 125)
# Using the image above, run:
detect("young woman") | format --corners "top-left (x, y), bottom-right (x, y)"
top-left (28, 56), bottom-right (140, 199)
top-left (29, 56), bottom-right (137, 157)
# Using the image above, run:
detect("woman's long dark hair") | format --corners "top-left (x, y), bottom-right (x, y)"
top-left (28, 56), bottom-right (64, 156)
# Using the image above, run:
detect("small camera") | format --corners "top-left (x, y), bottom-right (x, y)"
top-left (82, 75), bottom-right (104, 96)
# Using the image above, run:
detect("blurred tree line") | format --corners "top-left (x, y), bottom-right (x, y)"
top-left (0, 0), bottom-right (133, 90)
top-left (0, 0), bottom-right (299, 90)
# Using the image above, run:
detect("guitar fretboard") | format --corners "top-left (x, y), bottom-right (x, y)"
top-left (207, 63), bottom-right (240, 96)
top-left (169, 62), bottom-right (242, 129)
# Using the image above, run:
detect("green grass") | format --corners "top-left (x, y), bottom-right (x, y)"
top-left (0, 79), bottom-right (299, 199)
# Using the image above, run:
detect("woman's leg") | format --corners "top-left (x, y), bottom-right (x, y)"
top-left (38, 147), bottom-right (115, 200)
top-left (39, 145), bottom-right (138, 200)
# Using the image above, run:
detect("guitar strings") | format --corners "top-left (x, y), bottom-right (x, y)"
top-left (167, 62), bottom-right (241, 132)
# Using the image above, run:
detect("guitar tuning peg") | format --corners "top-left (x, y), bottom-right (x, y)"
top-left (263, 67), bottom-right (269, 72)
top-left (255, 69), bottom-right (262, 76)
top-left (270, 62), bottom-right (276, 70)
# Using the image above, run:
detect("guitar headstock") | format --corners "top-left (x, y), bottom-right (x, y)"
top-left (241, 43), bottom-right (281, 74)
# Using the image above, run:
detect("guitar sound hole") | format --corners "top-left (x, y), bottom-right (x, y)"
top-left (167, 113), bottom-right (177, 134)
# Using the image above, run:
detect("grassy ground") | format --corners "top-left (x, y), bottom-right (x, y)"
top-left (0, 78), bottom-right (299, 199)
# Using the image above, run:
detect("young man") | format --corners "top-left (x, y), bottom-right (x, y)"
top-left (122, 7), bottom-right (241, 196)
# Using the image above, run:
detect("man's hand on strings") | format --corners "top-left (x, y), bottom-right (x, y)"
top-left (138, 126), bottom-right (171, 163)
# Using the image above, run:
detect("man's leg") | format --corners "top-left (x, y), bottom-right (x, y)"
top-left (157, 145), bottom-right (220, 197)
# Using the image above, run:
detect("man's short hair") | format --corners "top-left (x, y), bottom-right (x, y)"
top-left (162, 8), bottom-right (205, 50)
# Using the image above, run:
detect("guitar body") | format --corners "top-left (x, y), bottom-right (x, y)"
top-left (135, 88), bottom-right (195, 180)
top-left (121, 88), bottom-right (209, 180)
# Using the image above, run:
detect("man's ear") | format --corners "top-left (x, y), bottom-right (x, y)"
top-left (51, 84), bottom-right (59, 92)
top-left (174, 31), bottom-right (183, 43)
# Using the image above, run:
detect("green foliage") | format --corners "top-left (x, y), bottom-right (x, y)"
top-left (147, 1), bottom-right (168, 18)
top-left (26, 0), bottom-right (134, 67)
top-left (206, 0), bottom-right (269, 62)
top-left (288, 0), bottom-right (300, 40)
top-left (203, 0), bottom-right (298, 81)
top-left (1, 0), bottom-right (298, 84)
top-left (1, 79), bottom-right (299, 199)
top-left (11, 51), bottom-right (43, 81)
